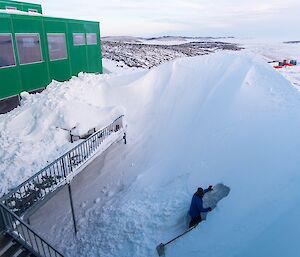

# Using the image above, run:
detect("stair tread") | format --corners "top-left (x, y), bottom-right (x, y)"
top-left (17, 249), bottom-right (34, 257)
top-left (0, 233), bottom-right (13, 247)
top-left (2, 241), bottom-right (22, 257)
top-left (0, 233), bottom-right (36, 257)
top-left (12, 247), bottom-right (29, 257)
top-left (0, 235), bottom-right (15, 256)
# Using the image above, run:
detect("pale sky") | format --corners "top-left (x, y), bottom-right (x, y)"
top-left (30, 0), bottom-right (300, 40)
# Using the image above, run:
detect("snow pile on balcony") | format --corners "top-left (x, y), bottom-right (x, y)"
top-left (0, 73), bottom-right (125, 195)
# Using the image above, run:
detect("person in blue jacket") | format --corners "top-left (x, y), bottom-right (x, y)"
top-left (189, 186), bottom-right (213, 228)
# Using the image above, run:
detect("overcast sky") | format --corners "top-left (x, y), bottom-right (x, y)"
top-left (30, 0), bottom-right (300, 40)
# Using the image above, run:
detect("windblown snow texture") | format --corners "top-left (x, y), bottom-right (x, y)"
top-left (23, 52), bottom-right (300, 257)
top-left (2, 43), bottom-right (300, 257)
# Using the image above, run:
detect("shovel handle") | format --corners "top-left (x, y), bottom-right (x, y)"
top-left (164, 225), bottom-right (196, 246)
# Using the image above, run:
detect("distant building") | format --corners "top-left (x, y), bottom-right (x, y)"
top-left (0, 0), bottom-right (103, 113)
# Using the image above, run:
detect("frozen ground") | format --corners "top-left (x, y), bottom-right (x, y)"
top-left (23, 52), bottom-right (300, 257)
top-left (102, 36), bottom-right (235, 45)
top-left (102, 36), bottom-right (242, 69)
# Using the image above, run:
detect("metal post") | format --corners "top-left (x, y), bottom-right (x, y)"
top-left (123, 133), bottom-right (127, 144)
top-left (67, 183), bottom-right (77, 234)
top-left (68, 152), bottom-right (73, 172)
top-left (0, 207), bottom-right (6, 234)
top-left (61, 157), bottom-right (67, 178)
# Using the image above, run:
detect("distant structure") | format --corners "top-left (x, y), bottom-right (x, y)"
top-left (0, 0), bottom-right (103, 113)
top-left (269, 59), bottom-right (297, 69)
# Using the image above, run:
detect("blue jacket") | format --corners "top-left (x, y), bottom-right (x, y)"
top-left (189, 189), bottom-right (210, 218)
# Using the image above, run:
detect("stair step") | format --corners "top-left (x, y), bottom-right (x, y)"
top-left (0, 233), bottom-right (12, 246)
top-left (16, 248), bottom-right (34, 257)
top-left (0, 235), bottom-right (15, 256)
top-left (0, 233), bottom-right (37, 257)
top-left (2, 241), bottom-right (22, 257)
top-left (13, 246), bottom-right (34, 257)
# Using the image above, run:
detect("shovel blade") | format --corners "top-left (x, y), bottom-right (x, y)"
top-left (156, 243), bottom-right (165, 256)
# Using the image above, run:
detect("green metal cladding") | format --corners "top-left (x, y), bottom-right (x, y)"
top-left (0, 0), bottom-right (42, 14)
top-left (0, 3), bottom-right (102, 101)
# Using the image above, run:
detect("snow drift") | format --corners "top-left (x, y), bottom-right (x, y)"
top-left (31, 52), bottom-right (300, 257)
top-left (2, 51), bottom-right (300, 257)
top-left (0, 74), bottom-right (125, 195)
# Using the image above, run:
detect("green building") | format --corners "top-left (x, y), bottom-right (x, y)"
top-left (0, 0), bottom-right (103, 113)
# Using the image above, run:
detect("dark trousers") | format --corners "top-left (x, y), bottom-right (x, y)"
top-left (189, 215), bottom-right (202, 228)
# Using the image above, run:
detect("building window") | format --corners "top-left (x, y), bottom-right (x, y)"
top-left (86, 33), bottom-right (97, 45)
top-left (0, 34), bottom-right (16, 68)
top-left (73, 33), bottom-right (85, 46)
top-left (28, 9), bottom-right (38, 13)
top-left (16, 34), bottom-right (43, 65)
top-left (47, 33), bottom-right (67, 61)
top-left (5, 6), bottom-right (17, 10)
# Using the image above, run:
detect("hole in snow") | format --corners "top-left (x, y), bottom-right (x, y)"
top-left (201, 183), bottom-right (230, 220)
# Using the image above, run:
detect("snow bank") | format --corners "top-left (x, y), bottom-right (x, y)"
top-left (0, 73), bottom-right (125, 195)
top-left (225, 38), bottom-right (300, 89)
top-left (40, 52), bottom-right (300, 257)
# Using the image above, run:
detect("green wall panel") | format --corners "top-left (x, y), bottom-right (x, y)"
top-left (67, 21), bottom-right (88, 76)
top-left (0, 14), bottom-right (22, 99)
top-left (0, 0), bottom-right (42, 13)
top-left (21, 2), bottom-right (42, 14)
top-left (0, 11), bottom-right (102, 102)
top-left (0, 1), bottom-right (20, 11)
top-left (43, 18), bottom-right (71, 82)
top-left (12, 15), bottom-right (50, 92)
top-left (85, 22), bottom-right (102, 73)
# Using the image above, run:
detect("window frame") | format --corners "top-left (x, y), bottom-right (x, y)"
top-left (15, 33), bottom-right (44, 65)
top-left (73, 33), bottom-right (86, 46)
top-left (28, 8), bottom-right (38, 13)
top-left (86, 33), bottom-right (97, 45)
top-left (47, 33), bottom-right (68, 61)
top-left (5, 6), bottom-right (17, 10)
top-left (0, 33), bottom-right (17, 69)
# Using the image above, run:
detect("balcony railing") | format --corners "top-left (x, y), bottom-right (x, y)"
top-left (0, 115), bottom-right (126, 257)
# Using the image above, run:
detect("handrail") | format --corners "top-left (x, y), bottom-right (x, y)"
top-left (1, 115), bottom-right (125, 216)
top-left (0, 115), bottom-right (126, 257)
top-left (0, 202), bottom-right (64, 257)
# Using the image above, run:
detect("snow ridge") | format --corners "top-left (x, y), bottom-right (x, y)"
top-left (35, 52), bottom-right (300, 257)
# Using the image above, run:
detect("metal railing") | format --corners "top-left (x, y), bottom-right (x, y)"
top-left (0, 115), bottom-right (125, 257)
top-left (0, 202), bottom-right (64, 257)
top-left (1, 115), bottom-right (125, 216)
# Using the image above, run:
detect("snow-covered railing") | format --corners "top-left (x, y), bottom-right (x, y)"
top-left (0, 115), bottom-right (125, 257)
top-left (0, 202), bottom-right (64, 257)
top-left (1, 115), bottom-right (125, 216)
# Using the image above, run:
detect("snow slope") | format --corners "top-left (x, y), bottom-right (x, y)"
top-left (224, 38), bottom-right (300, 88)
top-left (31, 52), bottom-right (300, 257)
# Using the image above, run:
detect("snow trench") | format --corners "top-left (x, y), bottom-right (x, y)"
top-left (202, 183), bottom-right (230, 219)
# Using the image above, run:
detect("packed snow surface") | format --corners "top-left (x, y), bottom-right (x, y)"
top-left (25, 52), bottom-right (300, 257)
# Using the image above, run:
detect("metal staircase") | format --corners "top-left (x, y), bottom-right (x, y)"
top-left (0, 233), bottom-right (35, 257)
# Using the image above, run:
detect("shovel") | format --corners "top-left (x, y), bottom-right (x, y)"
top-left (156, 225), bottom-right (197, 256)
